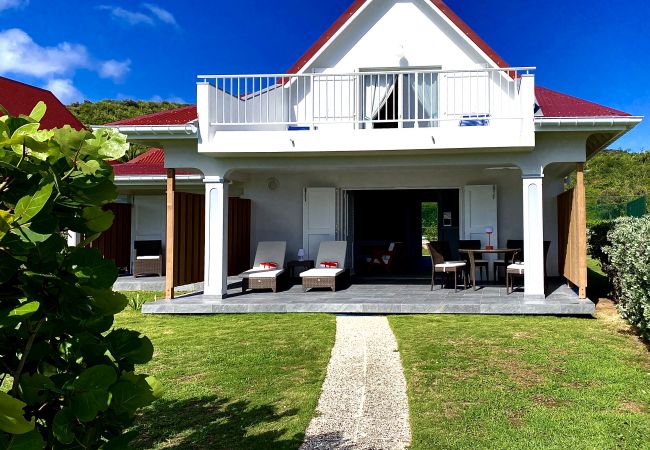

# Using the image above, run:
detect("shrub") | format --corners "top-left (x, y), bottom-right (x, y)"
top-left (0, 103), bottom-right (161, 448)
top-left (587, 219), bottom-right (615, 269)
top-left (604, 215), bottom-right (650, 339)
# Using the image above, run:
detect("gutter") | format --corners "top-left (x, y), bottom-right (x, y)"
top-left (114, 174), bottom-right (203, 184)
top-left (92, 124), bottom-right (198, 138)
top-left (535, 116), bottom-right (643, 129)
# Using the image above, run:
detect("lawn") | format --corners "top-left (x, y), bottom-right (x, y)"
top-left (390, 310), bottom-right (650, 449)
top-left (115, 294), bottom-right (335, 450)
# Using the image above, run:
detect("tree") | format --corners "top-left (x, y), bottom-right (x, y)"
top-left (0, 102), bottom-right (161, 449)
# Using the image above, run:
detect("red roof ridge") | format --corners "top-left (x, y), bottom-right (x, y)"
top-left (287, 0), bottom-right (509, 74)
top-left (106, 105), bottom-right (197, 126)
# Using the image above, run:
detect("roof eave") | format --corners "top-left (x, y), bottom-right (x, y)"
top-left (92, 124), bottom-right (198, 140)
top-left (535, 116), bottom-right (643, 131)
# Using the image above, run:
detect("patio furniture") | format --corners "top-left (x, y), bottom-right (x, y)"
top-left (493, 240), bottom-right (523, 281)
top-left (366, 241), bottom-right (404, 274)
top-left (506, 241), bottom-right (551, 294)
top-left (460, 247), bottom-right (520, 290)
top-left (239, 241), bottom-right (287, 293)
top-left (458, 240), bottom-right (489, 281)
top-left (300, 241), bottom-right (349, 292)
top-left (426, 241), bottom-right (467, 293)
top-left (133, 240), bottom-right (163, 277)
top-left (287, 259), bottom-right (315, 280)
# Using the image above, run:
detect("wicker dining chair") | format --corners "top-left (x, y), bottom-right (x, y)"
top-left (458, 239), bottom-right (489, 281)
top-left (506, 241), bottom-right (551, 294)
top-left (427, 241), bottom-right (468, 293)
top-left (494, 239), bottom-right (523, 281)
top-left (133, 240), bottom-right (163, 277)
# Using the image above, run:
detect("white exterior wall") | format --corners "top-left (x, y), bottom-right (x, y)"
top-left (131, 195), bottom-right (166, 271)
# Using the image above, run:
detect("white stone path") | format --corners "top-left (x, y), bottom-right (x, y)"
top-left (300, 315), bottom-right (411, 450)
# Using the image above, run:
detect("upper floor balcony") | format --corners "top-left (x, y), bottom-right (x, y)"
top-left (196, 67), bottom-right (536, 155)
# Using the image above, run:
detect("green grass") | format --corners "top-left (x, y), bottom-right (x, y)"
top-left (389, 314), bottom-right (650, 449)
top-left (115, 295), bottom-right (335, 449)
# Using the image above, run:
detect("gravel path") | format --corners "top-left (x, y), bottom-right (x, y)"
top-left (300, 315), bottom-right (411, 450)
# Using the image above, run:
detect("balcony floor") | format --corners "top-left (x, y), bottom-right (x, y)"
top-left (141, 277), bottom-right (594, 316)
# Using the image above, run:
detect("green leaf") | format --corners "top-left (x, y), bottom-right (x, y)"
top-left (0, 250), bottom-right (20, 284)
top-left (18, 373), bottom-right (52, 405)
top-left (52, 408), bottom-right (75, 444)
top-left (109, 379), bottom-right (155, 416)
top-left (101, 430), bottom-right (138, 450)
top-left (0, 392), bottom-right (35, 434)
top-left (0, 301), bottom-right (39, 329)
top-left (70, 365), bottom-right (117, 422)
top-left (82, 206), bottom-right (114, 233)
top-left (0, 429), bottom-right (45, 450)
top-left (0, 210), bottom-right (13, 240)
top-left (14, 183), bottom-right (54, 225)
top-left (67, 247), bottom-right (117, 289)
top-left (28, 102), bottom-right (46, 122)
top-left (82, 288), bottom-right (128, 315)
top-left (106, 329), bottom-right (154, 365)
top-left (76, 158), bottom-right (101, 175)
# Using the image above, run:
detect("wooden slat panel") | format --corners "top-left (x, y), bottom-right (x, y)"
top-left (173, 192), bottom-right (205, 287)
top-left (556, 167), bottom-right (588, 299)
top-left (91, 203), bottom-right (131, 272)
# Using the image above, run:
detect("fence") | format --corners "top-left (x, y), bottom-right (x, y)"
top-left (586, 195), bottom-right (647, 221)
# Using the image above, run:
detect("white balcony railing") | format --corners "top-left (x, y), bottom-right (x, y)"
top-left (198, 67), bottom-right (535, 130)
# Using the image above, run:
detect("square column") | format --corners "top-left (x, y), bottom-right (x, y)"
top-left (522, 174), bottom-right (545, 298)
top-left (204, 176), bottom-right (229, 298)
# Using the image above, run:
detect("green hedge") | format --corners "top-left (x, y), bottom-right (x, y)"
top-left (604, 215), bottom-right (650, 339)
top-left (587, 219), bottom-right (615, 269)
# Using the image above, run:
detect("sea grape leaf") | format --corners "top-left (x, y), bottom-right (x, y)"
top-left (0, 392), bottom-right (35, 434)
top-left (106, 329), bottom-right (154, 365)
top-left (82, 206), bottom-right (113, 233)
top-left (70, 365), bottom-right (116, 422)
top-left (28, 102), bottom-right (46, 122)
top-left (14, 183), bottom-right (54, 225)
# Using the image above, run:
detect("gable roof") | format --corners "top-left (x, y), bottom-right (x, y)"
top-left (106, 105), bottom-right (197, 126)
top-left (535, 87), bottom-right (630, 118)
top-left (0, 76), bottom-right (85, 130)
top-left (287, 0), bottom-right (510, 74)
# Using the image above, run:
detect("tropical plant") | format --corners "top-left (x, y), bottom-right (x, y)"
top-left (0, 102), bottom-right (161, 448)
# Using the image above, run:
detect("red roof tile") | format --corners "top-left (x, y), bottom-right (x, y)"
top-left (112, 148), bottom-right (194, 176)
top-left (0, 76), bottom-right (85, 130)
top-left (107, 105), bottom-right (197, 126)
top-left (535, 86), bottom-right (631, 117)
top-left (288, 0), bottom-right (510, 74)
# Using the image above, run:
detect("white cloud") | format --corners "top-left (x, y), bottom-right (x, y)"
top-left (44, 79), bottom-right (85, 104)
top-left (148, 94), bottom-right (186, 103)
top-left (98, 3), bottom-right (178, 28)
top-left (143, 3), bottom-right (178, 27)
top-left (99, 59), bottom-right (131, 82)
top-left (0, 28), bottom-right (130, 83)
top-left (0, 29), bottom-right (89, 78)
top-left (98, 5), bottom-right (154, 26)
top-left (0, 0), bottom-right (29, 12)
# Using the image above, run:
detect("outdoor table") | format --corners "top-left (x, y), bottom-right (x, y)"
top-left (459, 248), bottom-right (520, 290)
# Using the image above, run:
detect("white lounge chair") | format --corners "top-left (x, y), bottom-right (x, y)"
top-left (239, 241), bottom-right (287, 293)
top-left (300, 241), bottom-right (349, 292)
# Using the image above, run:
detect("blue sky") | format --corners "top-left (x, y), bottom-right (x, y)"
top-left (0, 0), bottom-right (648, 150)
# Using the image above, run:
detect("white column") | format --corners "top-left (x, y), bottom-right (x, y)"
top-left (67, 231), bottom-right (81, 247)
top-left (203, 176), bottom-right (229, 298)
top-left (522, 174), bottom-right (545, 298)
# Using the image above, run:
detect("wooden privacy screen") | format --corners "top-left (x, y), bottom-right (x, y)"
top-left (171, 194), bottom-right (252, 288)
top-left (556, 171), bottom-right (587, 299)
top-left (90, 203), bottom-right (131, 272)
top-left (228, 198), bottom-right (251, 276)
top-left (172, 192), bottom-right (205, 287)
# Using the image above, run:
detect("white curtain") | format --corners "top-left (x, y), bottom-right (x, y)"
top-left (363, 73), bottom-right (397, 122)
top-left (404, 72), bottom-right (438, 128)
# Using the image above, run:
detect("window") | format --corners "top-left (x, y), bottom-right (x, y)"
top-left (421, 201), bottom-right (439, 256)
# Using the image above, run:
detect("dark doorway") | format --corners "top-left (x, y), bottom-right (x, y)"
top-left (350, 189), bottom-right (459, 277)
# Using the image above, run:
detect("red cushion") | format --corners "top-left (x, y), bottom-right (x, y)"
top-left (319, 261), bottom-right (339, 268)
top-left (260, 262), bottom-right (278, 269)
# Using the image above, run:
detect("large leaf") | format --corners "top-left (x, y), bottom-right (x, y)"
top-left (81, 288), bottom-right (127, 315)
top-left (67, 248), bottom-right (117, 289)
top-left (101, 430), bottom-right (138, 450)
top-left (18, 373), bottom-right (52, 405)
top-left (76, 158), bottom-right (101, 175)
top-left (0, 429), bottom-right (45, 450)
top-left (0, 392), bottom-right (35, 434)
top-left (82, 206), bottom-right (114, 233)
top-left (52, 408), bottom-right (75, 445)
top-left (0, 301), bottom-right (39, 329)
top-left (14, 183), bottom-right (54, 225)
top-left (106, 329), bottom-right (154, 365)
top-left (0, 250), bottom-right (20, 284)
top-left (70, 365), bottom-right (116, 422)
top-left (28, 102), bottom-right (46, 122)
top-left (0, 210), bottom-right (13, 240)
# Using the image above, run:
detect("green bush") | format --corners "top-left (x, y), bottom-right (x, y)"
top-left (587, 219), bottom-right (615, 269)
top-left (604, 215), bottom-right (650, 339)
top-left (0, 103), bottom-right (161, 448)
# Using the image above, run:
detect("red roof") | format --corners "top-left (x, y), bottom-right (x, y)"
top-left (0, 76), bottom-right (85, 130)
top-left (288, 0), bottom-right (509, 74)
top-left (107, 105), bottom-right (197, 126)
top-left (535, 86), bottom-right (630, 118)
top-left (112, 148), bottom-right (194, 176)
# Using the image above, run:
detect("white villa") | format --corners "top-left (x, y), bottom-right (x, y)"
top-left (99, 0), bottom-right (641, 307)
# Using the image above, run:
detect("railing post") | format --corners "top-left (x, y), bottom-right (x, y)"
top-left (197, 81), bottom-right (213, 149)
top-left (518, 73), bottom-right (535, 145)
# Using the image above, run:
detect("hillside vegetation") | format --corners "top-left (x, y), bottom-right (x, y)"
top-left (583, 150), bottom-right (649, 203)
top-left (68, 99), bottom-right (188, 161)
